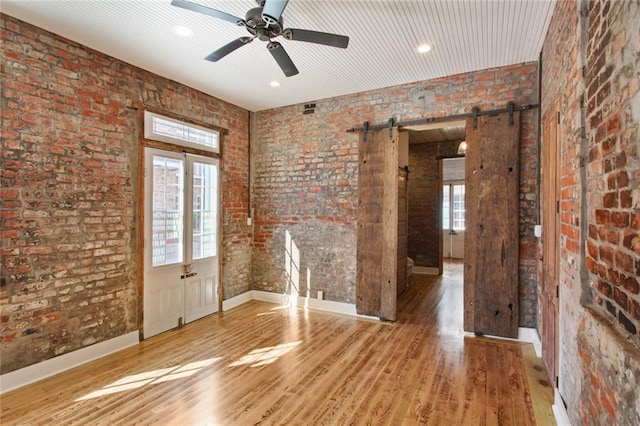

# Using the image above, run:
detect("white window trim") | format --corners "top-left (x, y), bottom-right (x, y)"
top-left (144, 111), bottom-right (220, 154)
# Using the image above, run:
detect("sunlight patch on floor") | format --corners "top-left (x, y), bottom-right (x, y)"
top-left (229, 341), bottom-right (301, 368)
top-left (75, 358), bottom-right (220, 401)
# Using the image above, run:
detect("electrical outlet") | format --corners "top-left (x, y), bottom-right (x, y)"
top-left (534, 224), bottom-right (542, 238)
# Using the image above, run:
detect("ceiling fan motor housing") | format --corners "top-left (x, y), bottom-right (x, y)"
top-left (245, 7), bottom-right (283, 41)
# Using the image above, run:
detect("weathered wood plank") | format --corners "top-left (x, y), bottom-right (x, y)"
top-left (380, 129), bottom-right (399, 320)
top-left (464, 112), bottom-right (520, 338)
top-left (357, 128), bottom-right (399, 320)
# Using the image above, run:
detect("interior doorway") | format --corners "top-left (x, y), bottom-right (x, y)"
top-left (357, 111), bottom-right (520, 335)
top-left (143, 148), bottom-right (220, 338)
top-left (402, 120), bottom-right (466, 276)
top-left (442, 158), bottom-right (466, 260)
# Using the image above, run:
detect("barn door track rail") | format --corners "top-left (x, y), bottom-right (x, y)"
top-left (347, 102), bottom-right (538, 139)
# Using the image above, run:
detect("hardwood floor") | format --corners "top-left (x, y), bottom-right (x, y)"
top-left (443, 258), bottom-right (464, 276)
top-left (1, 268), bottom-right (555, 425)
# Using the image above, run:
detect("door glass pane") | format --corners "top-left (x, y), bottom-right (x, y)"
top-left (152, 156), bottom-right (184, 266)
top-left (443, 185), bottom-right (450, 229)
top-left (452, 184), bottom-right (466, 230)
top-left (192, 162), bottom-right (217, 259)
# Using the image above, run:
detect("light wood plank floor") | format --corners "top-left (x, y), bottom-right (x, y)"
top-left (1, 268), bottom-right (555, 425)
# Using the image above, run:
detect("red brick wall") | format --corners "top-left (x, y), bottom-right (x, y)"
top-left (408, 141), bottom-right (459, 268)
top-left (541, 0), bottom-right (640, 423)
top-left (584, 0), bottom-right (639, 344)
top-left (0, 14), bottom-right (250, 373)
top-left (253, 63), bottom-right (540, 327)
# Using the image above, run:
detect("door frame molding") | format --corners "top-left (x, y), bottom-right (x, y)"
top-left (132, 106), bottom-right (224, 339)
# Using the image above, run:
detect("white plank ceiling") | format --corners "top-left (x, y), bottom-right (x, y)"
top-left (1, 0), bottom-right (556, 112)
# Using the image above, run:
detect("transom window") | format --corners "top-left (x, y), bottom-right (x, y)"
top-left (144, 111), bottom-right (219, 153)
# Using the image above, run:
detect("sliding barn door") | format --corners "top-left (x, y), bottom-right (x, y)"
top-left (464, 113), bottom-right (520, 338)
top-left (541, 109), bottom-right (560, 385)
top-left (357, 128), bottom-right (399, 321)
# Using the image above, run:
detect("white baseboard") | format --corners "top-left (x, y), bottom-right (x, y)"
top-left (0, 331), bottom-right (139, 395)
top-left (222, 291), bottom-right (254, 311)
top-left (517, 327), bottom-right (542, 358)
top-left (251, 290), bottom-right (359, 317)
top-left (252, 290), bottom-right (288, 305)
top-left (296, 295), bottom-right (358, 316)
top-left (472, 327), bottom-right (542, 358)
top-left (225, 290), bottom-right (360, 318)
top-left (553, 389), bottom-right (571, 425)
top-left (412, 266), bottom-right (439, 275)
top-left (226, 290), bottom-right (388, 323)
top-left (357, 313), bottom-right (385, 322)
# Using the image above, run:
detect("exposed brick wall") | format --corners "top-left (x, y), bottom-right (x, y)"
top-left (408, 141), bottom-right (458, 268)
top-left (251, 107), bottom-right (359, 303)
top-left (584, 0), bottom-right (640, 345)
top-left (253, 63), bottom-right (540, 327)
top-left (541, 0), bottom-right (640, 424)
top-left (0, 14), bottom-right (250, 373)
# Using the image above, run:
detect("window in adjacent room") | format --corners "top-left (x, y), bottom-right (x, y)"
top-left (442, 183), bottom-right (465, 230)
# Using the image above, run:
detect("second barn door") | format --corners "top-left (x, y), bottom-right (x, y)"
top-left (356, 127), bottom-right (399, 321)
top-left (463, 112), bottom-right (520, 338)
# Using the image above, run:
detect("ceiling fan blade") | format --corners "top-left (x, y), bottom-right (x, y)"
top-left (262, 0), bottom-right (289, 25)
top-left (205, 37), bottom-right (253, 62)
top-left (171, 0), bottom-right (245, 25)
top-left (284, 28), bottom-right (349, 49)
top-left (267, 42), bottom-right (298, 77)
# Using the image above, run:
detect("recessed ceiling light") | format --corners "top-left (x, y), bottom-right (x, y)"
top-left (417, 43), bottom-right (432, 53)
top-left (270, 81), bottom-right (281, 87)
top-left (172, 25), bottom-right (194, 37)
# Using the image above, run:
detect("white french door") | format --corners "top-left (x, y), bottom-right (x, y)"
top-left (143, 148), bottom-right (219, 338)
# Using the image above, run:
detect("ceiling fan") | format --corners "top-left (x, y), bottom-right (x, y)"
top-left (171, 0), bottom-right (350, 77)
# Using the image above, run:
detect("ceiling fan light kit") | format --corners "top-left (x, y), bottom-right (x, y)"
top-left (171, 0), bottom-right (350, 77)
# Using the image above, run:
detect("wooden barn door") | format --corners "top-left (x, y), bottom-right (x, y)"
top-left (357, 127), bottom-right (399, 321)
top-left (464, 112), bottom-right (520, 338)
top-left (541, 109), bottom-right (560, 385)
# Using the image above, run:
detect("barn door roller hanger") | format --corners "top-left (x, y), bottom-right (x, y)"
top-left (360, 117), bottom-right (394, 142)
top-left (347, 101), bottom-right (537, 136)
